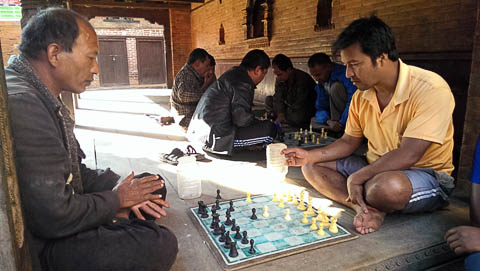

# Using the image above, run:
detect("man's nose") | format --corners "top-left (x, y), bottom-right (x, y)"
top-left (92, 58), bottom-right (99, 74)
top-left (345, 65), bottom-right (354, 78)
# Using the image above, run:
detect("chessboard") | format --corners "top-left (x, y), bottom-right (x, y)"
top-left (188, 194), bottom-right (357, 270)
top-left (282, 129), bottom-right (336, 149)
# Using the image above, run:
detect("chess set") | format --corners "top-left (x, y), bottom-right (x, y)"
top-left (188, 190), bottom-right (357, 270)
top-left (282, 126), bottom-right (336, 149)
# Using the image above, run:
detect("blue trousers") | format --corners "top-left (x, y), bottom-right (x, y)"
top-left (465, 252), bottom-right (480, 271)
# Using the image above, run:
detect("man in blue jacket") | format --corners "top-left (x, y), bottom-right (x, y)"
top-left (308, 53), bottom-right (357, 133)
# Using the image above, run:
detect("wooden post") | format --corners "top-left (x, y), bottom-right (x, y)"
top-left (0, 39), bottom-right (33, 270)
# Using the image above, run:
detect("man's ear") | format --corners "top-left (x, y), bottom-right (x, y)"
top-left (254, 66), bottom-right (263, 75)
top-left (46, 43), bottom-right (62, 67)
top-left (377, 53), bottom-right (387, 67)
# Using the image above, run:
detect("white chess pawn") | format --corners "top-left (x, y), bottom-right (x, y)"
top-left (263, 205), bottom-right (270, 218)
top-left (329, 217), bottom-right (338, 233)
top-left (284, 208), bottom-right (292, 221)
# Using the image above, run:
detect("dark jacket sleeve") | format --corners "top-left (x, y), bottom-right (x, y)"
top-left (289, 75), bottom-right (316, 111)
top-left (231, 82), bottom-right (257, 128)
top-left (8, 92), bottom-right (120, 240)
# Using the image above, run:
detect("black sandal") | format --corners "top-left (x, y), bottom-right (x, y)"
top-left (185, 145), bottom-right (208, 161)
top-left (159, 148), bottom-right (185, 165)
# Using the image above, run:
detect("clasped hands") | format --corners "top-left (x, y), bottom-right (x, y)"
top-left (114, 172), bottom-right (169, 220)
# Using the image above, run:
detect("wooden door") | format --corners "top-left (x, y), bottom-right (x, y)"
top-left (98, 38), bottom-right (129, 86)
top-left (136, 38), bottom-right (167, 85)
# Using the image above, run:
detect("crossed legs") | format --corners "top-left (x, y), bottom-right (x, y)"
top-left (302, 161), bottom-right (412, 234)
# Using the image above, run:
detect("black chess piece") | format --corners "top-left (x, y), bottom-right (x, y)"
top-left (219, 227), bottom-right (226, 243)
top-left (250, 208), bottom-right (258, 220)
top-left (248, 239), bottom-right (256, 254)
top-left (230, 219), bottom-right (236, 231)
top-left (211, 207), bottom-right (217, 215)
top-left (216, 189), bottom-right (222, 200)
top-left (234, 226), bottom-right (242, 239)
top-left (210, 213), bottom-right (219, 229)
top-left (225, 213), bottom-right (232, 226)
top-left (229, 241), bottom-right (239, 258)
top-left (215, 199), bottom-right (221, 210)
top-left (241, 231), bottom-right (249, 244)
top-left (197, 201), bottom-right (204, 214)
top-left (228, 200), bottom-right (235, 212)
top-left (213, 222), bottom-right (222, 235)
top-left (224, 231), bottom-right (231, 249)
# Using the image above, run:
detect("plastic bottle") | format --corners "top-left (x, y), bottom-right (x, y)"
top-left (177, 156), bottom-right (202, 199)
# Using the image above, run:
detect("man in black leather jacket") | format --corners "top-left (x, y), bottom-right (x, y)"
top-left (187, 50), bottom-right (276, 156)
top-left (5, 8), bottom-right (177, 270)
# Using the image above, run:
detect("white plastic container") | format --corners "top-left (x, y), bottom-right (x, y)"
top-left (176, 156), bottom-right (202, 199)
top-left (266, 143), bottom-right (288, 179)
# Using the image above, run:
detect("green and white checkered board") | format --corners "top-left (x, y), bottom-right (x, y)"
top-left (189, 195), bottom-right (356, 270)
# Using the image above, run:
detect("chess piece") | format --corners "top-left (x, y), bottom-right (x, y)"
top-left (241, 231), bottom-right (249, 244)
top-left (215, 199), bottom-right (221, 210)
top-left (287, 192), bottom-right (293, 202)
top-left (272, 192), bottom-right (279, 202)
top-left (329, 217), bottom-right (338, 233)
top-left (300, 128), bottom-right (303, 134)
top-left (301, 212), bottom-right (309, 224)
top-left (306, 197), bottom-right (315, 216)
top-left (225, 212), bottom-right (232, 226)
top-left (297, 198), bottom-right (306, 211)
top-left (234, 226), bottom-right (242, 239)
top-left (213, 222), bottom-right (222, 235)
top-left (210, 214), bottom-right (218, 229)
top-left (211, 207), bottom-right (217, 216)
top-left (248, 239), bottom-right (256, 254)
top-left (309, 124), bottom-right (313, 133)
top-left (229, 200), bottom-right (235, 212)
top-left (279, 197), bottom-right (285, 208)
top-left (316, 138), bottom-right (320, 144)
top-left (284, 208), bottom-right (292, 221)
top-left (229, 241), bottom-right (239, 258)
top-left (246, 192), bottom-right (252, 203)
top-left (304, 137), bottom-right (307, 144)
top-left (291, 193), bottom-right (298, 205)
top-left (224, 231), bottom-right (232, 249)
top-left (263, 206), bottom-right (270, 218)
top-left (216, 189), bottom-right (222, 199)
top-left (317, 224), bottom-right (326, 236)
top-left (250, 208), bottom-right (258, 220)
top-left (219, 226), bottom-right (226, 243)
top-left (230, 219), bottom-right (237, 231)
top-left (310, 217), bottom-right (318, 231)
top-left (197, 201), bottom-right (204, 214)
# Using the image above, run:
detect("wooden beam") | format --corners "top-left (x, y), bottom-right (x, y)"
top-left (70, 0), bottom-right (190, 9)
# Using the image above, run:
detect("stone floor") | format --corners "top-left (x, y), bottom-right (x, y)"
top-left (74, 88), bottom-right (469, 271)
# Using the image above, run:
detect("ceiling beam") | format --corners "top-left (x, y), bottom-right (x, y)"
top-left (70, 0), bottom-right (192, 9)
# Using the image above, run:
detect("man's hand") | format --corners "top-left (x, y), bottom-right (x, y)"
top-left (275, 113), bottom-right (287, 125)
top-left (114, 172), bottom-right (164, 209)
top-left (281, 148), bottom-right (310, 167)
top-left (131, 199), bottom-right (170, 220)
top-left (445, 226), bottom-right (480, 254)
top-left (326, 120), bottom-right (343, 133)
top-left (202, 72), bottom-right (215, 90)
top-left (346, 173), bottom-right (368, 214)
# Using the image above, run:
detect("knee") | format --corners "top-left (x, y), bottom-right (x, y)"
top-left (365, 171), bottom-right (412, 210)
top-left (146, 226), bottom-right (178, 270)
top-left (301, 162), bottom-right (329, 182)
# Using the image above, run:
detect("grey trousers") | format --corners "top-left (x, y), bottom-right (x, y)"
top-left (311, 82), bottom-right (347, 129)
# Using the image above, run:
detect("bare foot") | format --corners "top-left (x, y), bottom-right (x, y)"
top-left (353, 206), bottom-right (386, 234)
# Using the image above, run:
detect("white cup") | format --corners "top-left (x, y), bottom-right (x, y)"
top-left (266, 143), bottom-right (287, 175)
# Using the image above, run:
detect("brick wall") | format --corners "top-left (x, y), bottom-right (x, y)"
top-left (169, 8), bottom-right (191, 77)
top-left (192, 0), bottom-right (476, 60)
top-left (0, 20), bottom-right (20, 66)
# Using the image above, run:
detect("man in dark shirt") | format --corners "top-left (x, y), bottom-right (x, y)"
top-left (5, 8), bottom-right (177, 270)
top-left (265, 54), bottom-right (316, 128)
top-left (187, 50), bottom-right (276, 155)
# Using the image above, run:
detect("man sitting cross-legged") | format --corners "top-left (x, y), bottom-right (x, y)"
top-left (282, 16), bottom-right (455, 234)
top-left (187, 49), bottom-right (276, 156)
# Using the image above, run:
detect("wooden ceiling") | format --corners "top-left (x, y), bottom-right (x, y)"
top-left (69, 0), bottom-right (204, 10)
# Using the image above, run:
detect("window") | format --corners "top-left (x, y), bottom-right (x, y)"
top-left (244, 0), bottom-right (272, 41)
top-left (315, 0), bottom-right (334, 31)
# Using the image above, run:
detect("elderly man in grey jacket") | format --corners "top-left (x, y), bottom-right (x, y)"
top-left (5, 8), bottom-right (177, 271)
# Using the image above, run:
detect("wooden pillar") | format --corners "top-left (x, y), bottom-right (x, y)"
top-left (0, 40), bottom-right (32, 271)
